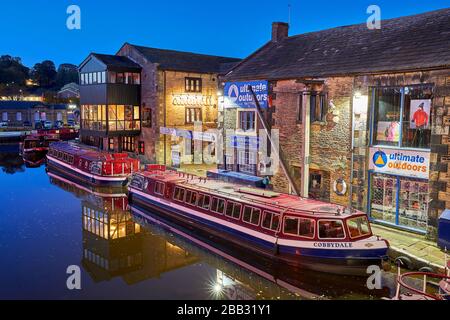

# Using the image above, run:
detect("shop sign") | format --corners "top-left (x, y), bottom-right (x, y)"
top-left (160, 127), bottom-right (192, 139)
top-left (224, 80), bottom-right (268, 109)
top-left (193, 131), bottom-right (217, 142)
top-left (369, 147), bottom-right (430, 179)
top-left (172, 94), bottom-right (213, 107)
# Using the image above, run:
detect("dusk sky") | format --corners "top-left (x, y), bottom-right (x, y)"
top-left (1, 0), bottom-right (449, 67)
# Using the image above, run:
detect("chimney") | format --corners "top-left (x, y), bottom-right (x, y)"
top-left (272, 22), bottom-right (289, 42)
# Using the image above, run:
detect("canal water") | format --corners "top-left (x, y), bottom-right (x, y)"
top-left (0, 147), bottom-right (400, 300)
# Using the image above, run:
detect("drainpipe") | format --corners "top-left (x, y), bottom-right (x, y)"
top-left (163, 71), bottom-right (167, 165)
top-left (302, 93), bottom-right (310, 198)
top-left (248, 86), bottom-right (300, 196)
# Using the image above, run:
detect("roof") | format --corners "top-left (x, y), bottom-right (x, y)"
top-left (0, 101), bottom-right (69, 110)
top-left (127, 44), bottom-right (241, 74)
top-left (226, 8), bottom-right (450, 80)
top-left (136, 169), bottom-right (358, 218)
top-left (82, 53), bottom-right (142, 71)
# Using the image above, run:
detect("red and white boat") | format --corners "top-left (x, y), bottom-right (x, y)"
top-left (20, 133), bottom-right (59, 167)
top-left (128, 166), bottom-right (390, 275)
top-left (47, 141), bottom-right (140, 187)
top-left (37, 127), bottom-right (79, 141)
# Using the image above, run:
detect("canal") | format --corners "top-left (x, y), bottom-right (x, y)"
top-left (0, 148), bottom-right (400, 300)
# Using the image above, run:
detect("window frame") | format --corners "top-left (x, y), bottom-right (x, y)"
top-left (185, 77), bottom-right (202, 93)
top-left (173, 187), bottom-right (186, 202)
top-left (282, 216), bottom-right (316, 239)
top-left (242, 206), bottom-right (261, 226)
top-left (261, 210), bottom-right (281, 232)
top-left (211, 197), bottom-right (226, 215)
top-left (154, 181), bottom-right (165, 196)
top-left (317, 219), bottom-right (347, 240)
top-left (225, 201), bottom-right (242, 220)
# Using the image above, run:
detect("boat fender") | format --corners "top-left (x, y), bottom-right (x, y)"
top-left (333, 178), bottom-right (347, 196)
top-left (273, 237), bottom-right (280, 255)
top-left (394, 256), bottom-right (413, 270)
top-left (419, 266), bottom-right (434, 273)
top-left (381, 256), bottom-right (392, 272)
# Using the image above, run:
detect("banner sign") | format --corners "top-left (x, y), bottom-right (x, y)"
top-left (369, 147), bottom-right (430, 179)
top-left (224, 80), bottom-right (268, 109)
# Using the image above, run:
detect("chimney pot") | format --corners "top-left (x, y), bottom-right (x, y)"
top-left (272, 22), bottom-right (289, 42)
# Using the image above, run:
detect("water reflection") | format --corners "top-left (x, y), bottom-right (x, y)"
top-left (47, 170), bottom-right (395, 300)
top-left (0, 144), bottom-right (24, 174)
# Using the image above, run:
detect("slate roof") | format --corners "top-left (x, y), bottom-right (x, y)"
top-left (90, 53), bottom-right (142, 70)
top-left (225, 8), bottom-right (450, 80)
top-left (0, 101), bottom-right (69, 110)
top-left (127, 44), bottom-right (241, 74)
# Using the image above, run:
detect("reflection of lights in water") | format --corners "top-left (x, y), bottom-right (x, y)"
top-left (206, 273), bottom-right (225, 299)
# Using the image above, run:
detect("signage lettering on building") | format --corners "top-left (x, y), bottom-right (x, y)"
top-left (172, 94), bottom-right (213, 107)
top-left (369, 147), bottom-right (430, 179)
top-left (224, 80), bottom-right (268, 109)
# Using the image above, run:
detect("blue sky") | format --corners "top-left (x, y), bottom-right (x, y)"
top-left (0, 0), bottom-right (448, 67)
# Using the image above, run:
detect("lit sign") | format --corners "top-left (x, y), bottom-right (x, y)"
top-left (369, 147), bottom-right (430, 179)
top-left (172, 94), bottom-right (213, 107)
top-left (224, 80), bottom-right (268, 109)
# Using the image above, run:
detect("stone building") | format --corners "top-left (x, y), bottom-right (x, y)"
top-left (79, 45), bottom-right (240, 169)
top-left (221, 8), bottom-right (450, 237)
top-left (0, 101), bottom-right (74, 128)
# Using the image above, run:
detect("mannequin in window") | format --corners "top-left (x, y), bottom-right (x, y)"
top-left (411, 103), bottom-right (429, 148)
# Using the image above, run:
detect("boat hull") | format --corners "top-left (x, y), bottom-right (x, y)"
top-left (129, 189), bottom-right (389, 276)
top-left (47, 156), bottom-right (129, 187)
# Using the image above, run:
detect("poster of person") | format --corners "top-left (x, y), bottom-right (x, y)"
top-left (376, 121), bottom-right (400, 142)
top-left (410, 99), bottom-right (431, 129)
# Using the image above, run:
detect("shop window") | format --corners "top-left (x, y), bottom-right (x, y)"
top-left (185, 108), bottom-right (202, 124)
top-left (185, 77), bottom-right (202, 93)
top-left (371, 85), bottom-right (432, 149)
top-left (238, 111), bottom-right (256, 132)
top-left (108, 138), bottom-right (115, 151)
top-left (370, 173), bottom-right (429, 232)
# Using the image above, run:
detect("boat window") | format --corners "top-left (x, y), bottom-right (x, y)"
top-left (154, 182), bottom-right (165, 195)
top-left (173, 187), bottom-right (185, 202)
top-left (185, 190), bottom-right (198, 206)
top-left (347, 216), bottom-right (371, 239)
top-left (262, 211), bottom-right (280, 231)
top-left (242, 206), bottom-right (261, 226)
top-left (283, 217), bottom-right (315, 239)
top-left (318, 220), bottom-right (346, 239)
top-left (225, 201), bottom-right (242, 220)
top-left (211, 197), bottom-right (225, 215)
top-left (198, 194), bottom-right (211, 210)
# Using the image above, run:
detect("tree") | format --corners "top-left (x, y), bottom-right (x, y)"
top-left (30, 60), bottom-right (57, 88)
top-left (0, 55), bottom-right (29, 99)
top-left (56, 63), bottom-right (79, 89)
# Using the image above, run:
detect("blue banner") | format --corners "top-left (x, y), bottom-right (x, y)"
top-left (224, 80), bottom-right (268, 109)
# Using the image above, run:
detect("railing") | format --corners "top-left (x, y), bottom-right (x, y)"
top-left (395, 271), bottom-right (450, 300)
top-left (142, 171), bottom-right (348, 216)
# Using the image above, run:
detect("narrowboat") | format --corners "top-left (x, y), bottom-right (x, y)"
top-left (128, 166), bottom-right (390, 276)
top-left (47, 141), bottom-right (140, 187)
top-left (37, 127), bottom-right (79, 141)
top-left (20, 133), bottom-right (59, 167)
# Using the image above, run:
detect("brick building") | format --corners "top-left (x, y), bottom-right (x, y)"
top-left (221, 8), bottom-right (450, 237)
top-left (79, 45), bottom-right (240, 169)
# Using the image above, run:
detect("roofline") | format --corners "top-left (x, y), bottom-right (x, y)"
top-left (224, 65), bottom-right (450, 82)
top-left (78, 53), bottom-right (107, 71)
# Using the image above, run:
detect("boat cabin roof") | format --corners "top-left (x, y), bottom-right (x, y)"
top-left (138, 170), bottom-right (361, 219)
top-left (50, 141), bottom-right (129, 162)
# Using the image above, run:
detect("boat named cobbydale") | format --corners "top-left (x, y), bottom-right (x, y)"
top-left (47, 141), bottom-right (140, 187)
top-left (128, 166), bottom-right (390, 275)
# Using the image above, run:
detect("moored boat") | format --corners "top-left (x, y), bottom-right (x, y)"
top-left (47, 141), bottom-right (140, 187)
top-left (37, 127), bottom-right (79, 141)
top-left (20, 133), bottom-right (59, 167)
top-left (128, 166), bottom-right (390, 276)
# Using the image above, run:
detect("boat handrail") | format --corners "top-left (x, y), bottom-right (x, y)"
top-left (142, 172), bottom-right (345, 216)
top-left (397, 272), bottom-right (450, 300)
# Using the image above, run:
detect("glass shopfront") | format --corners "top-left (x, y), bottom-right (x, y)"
top-left (368, 84), bottom-right (432, 233)
top-left (370, 173), bottom-right (429, 232)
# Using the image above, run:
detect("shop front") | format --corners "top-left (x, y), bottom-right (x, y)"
top-left (367, 84), bottom-right (433, 233)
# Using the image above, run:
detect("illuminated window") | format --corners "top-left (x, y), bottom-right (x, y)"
top-left (185, 108), bottom-right (202, 124)
top-left (185, 77), bottom-right (202, 93)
